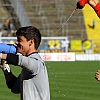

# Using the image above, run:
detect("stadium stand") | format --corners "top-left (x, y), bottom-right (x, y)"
top-left (0, 0), bottom-right (21, 37)
top-left (20, 0), bottom-right (87, 40)
top-left (0, 0), bottom-right (87, 40)
top-left (0, 0), bottom-right (10, 32)
top-left (2, 0), bottom-right (21, 30)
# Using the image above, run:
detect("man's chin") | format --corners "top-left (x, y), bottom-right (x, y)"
top-left (17, 50), bottom-right (22, 54)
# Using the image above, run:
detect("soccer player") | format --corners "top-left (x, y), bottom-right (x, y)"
top-left (76, 0), bottom-right (100, 18)
top-left (0, 26), bottom-right (50, 100)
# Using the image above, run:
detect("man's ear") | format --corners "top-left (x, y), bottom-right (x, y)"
top-left (29, 38), bottom-right (34, 46)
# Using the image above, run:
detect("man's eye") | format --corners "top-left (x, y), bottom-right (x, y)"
top-left (17, 39), bottom-right (21, 42)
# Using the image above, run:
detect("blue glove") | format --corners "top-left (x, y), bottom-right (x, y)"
top-left (0, 43), bottom-right (17, 54)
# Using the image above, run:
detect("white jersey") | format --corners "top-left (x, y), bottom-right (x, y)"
top-left (11, 53), bottom-right (50, 100)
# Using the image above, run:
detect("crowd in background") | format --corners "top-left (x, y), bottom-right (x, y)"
top-left (0, 17), bottom-right (16, 37)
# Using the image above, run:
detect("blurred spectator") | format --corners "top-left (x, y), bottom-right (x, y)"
top-left (0, 23), bottom-right (3, 31)
top-left (5, 17), bottom-right (13, 37)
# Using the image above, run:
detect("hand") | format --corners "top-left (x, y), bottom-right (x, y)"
top-left (76, 0), bottom-right (89, 9)
top-left (76, 2), bottom-right (84, 9)
top-left (89, 0), bottom-right (99, 7)
top-left (0, 60), bottom-right (5, 69)
top-left (0, 60), bottom-right (10, 73)
top-left (95, 70), bottom-right (100, 81)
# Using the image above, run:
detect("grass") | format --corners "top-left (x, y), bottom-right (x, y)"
top-left (0, 61), bottom-right (100, 100)
top-left (0, 65), bottom-right (21, 100)
top-left (46, 61), bottom-right (100, 100)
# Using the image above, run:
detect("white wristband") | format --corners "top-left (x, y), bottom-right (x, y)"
top-left (0, 53), bottom-right (2, 58)
top-left (0, 53), bottom-right (2, 64)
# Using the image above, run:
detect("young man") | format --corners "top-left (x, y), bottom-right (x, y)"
top-left (76, 0), bottom-right (100, 18)
top-left (0, 26), bottom-right (50, 100)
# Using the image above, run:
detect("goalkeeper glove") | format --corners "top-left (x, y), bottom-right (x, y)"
top-left (0, 53), bottom-right (10, 74)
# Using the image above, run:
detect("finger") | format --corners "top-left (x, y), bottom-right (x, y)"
top-left (95, 70), bottom-right (100, 74)
top-left (95, 76), bottom-right (99, 80)
top-left (95, 74), bottom-right (100, 81)
top-left (95, 73), bottom-right (100, 77)
top-left (98, 70), bottom-right (100, 73)
top-left (95, 72), bottom-right (100, 76)
top-left (97, 78), bottom-right (100, 82)
top-left (96, 72), bottom-right (100, 75)
top-left (97, 70), bottom-right (100, 72)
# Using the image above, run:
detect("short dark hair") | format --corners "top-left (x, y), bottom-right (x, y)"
top-left (16, 26), bottom-right (41, 49)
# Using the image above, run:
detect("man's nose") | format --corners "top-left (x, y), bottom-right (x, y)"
top-left (15, 41), bottom-right (18, 45)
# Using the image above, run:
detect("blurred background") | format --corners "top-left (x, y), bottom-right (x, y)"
top-left (0, 1), bottom-right (100, 100)
top-left (0, 0), bottom-right (100, 54)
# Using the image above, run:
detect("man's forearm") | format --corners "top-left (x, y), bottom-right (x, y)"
top-left (1, 54), bottom-right (7, 60)
top-left (2, 54), bottom-right (18, 65)
top-left (4, 71), bottom-right (17, 89)
top-left (1, 54), bottom-right (18, 88)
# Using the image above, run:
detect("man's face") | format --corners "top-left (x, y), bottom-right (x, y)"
top-left (15, 36), bottom-right (30, 56)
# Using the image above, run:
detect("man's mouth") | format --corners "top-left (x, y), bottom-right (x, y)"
top-left (17, 44), bottom-right (21, 48)
top-left (17, 46), bottom-right (22, 49)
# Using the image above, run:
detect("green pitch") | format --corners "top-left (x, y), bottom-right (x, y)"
top-left (0, 61), bottom-right (100, 100)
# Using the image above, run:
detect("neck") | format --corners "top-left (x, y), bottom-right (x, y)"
top-left (25, 49), bottom-right (37, 56)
